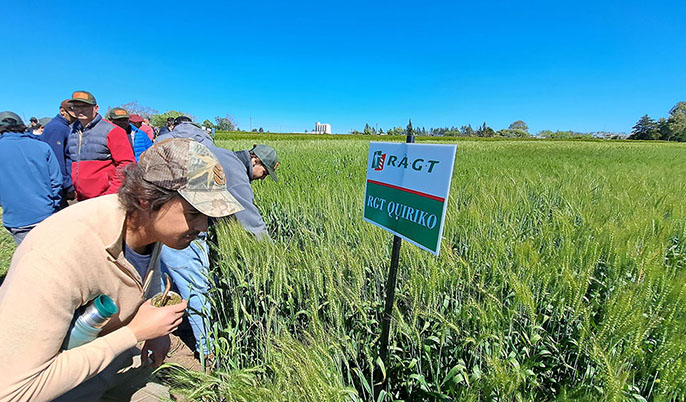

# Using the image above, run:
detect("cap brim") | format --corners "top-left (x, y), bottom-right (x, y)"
top-left (69, 99), bottom-right (96, 105)
top-left (265, 166), bottom-right (278, 182)
top-left (178, 188), bottom-right (244, 218)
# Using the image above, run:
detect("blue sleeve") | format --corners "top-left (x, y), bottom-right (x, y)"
top-left (227, 179), bottom-right (271, 241)
top-left (62, 127), bottom-right (74, 193)
top-left (142, 132), bottom-right (153, 153)
top-left (64, 128), bottom-right (75, 193)
top-left (46, 147), bottom-right (63, 209)
top-left (133, 131), bottom-right (154, 161)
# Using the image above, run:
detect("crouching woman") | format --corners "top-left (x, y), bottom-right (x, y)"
top-left (0, 138), bottom-right (243, 401)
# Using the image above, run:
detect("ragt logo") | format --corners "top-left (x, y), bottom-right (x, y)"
top-left (371, 150), bottom-right (440, 173)
top-left (372, 151), bottom-right (387, 171)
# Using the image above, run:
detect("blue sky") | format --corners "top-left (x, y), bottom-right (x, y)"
top-left (2, 0), bottom-right (684, 134)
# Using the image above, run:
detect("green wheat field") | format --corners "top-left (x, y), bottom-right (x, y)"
top-left (2, 136), bottom-right (685, 401)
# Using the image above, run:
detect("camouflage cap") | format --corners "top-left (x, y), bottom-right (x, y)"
top-left (70, 90), bottom-right (97, 105)
top-left (138, 138), bottom-right (243, 218)
top-left (107, 108), bottom-right (129, 120)
top-left (251, 144), bottom-right (280, 182)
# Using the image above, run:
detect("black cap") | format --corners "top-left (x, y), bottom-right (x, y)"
top-left (30, 117), bottom-right (38, 123)
top-left (0, 111), bottom-right (25, 127)
top-left (174, 116), bottom-right (192, 125)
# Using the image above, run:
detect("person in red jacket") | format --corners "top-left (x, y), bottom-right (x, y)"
top-left (66, 91), bottom-right (136, 200)
top-left (130, 114), bottom-right (154, 141)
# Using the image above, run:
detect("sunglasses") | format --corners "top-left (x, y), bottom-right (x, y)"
top-left (71, 103), bottom-right (94, 111)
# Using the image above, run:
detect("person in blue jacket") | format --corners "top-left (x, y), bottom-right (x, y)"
top-left (39, 100), bottom-right (78, 209)
top-left (106, 108), bottom-right (153, 161)
top-left (156, 118), bottom-right (280, 358)
top-left (0, 111), bottom-right (62, 245)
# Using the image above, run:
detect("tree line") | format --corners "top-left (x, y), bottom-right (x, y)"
top-left (356, 101), bottom-right (686, 141)
top-left (353, 120), bottom-right (535, 138)
top-left (353, 120), bottom-right (604, 139)
top-left (628, 102), bottom-right (686, 142)
top-left (107, 102), bottom-right (248, 132)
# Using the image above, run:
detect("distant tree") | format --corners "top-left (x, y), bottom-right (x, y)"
top-left (656, 118), bottom-right (672, 141)
top-left (508, 120), bottom-right (529, 132)
top-left (460, 125), bottom-right (475, 136)
top-left (110, 101), bottom-right (158, 120)
top-left (150, 110), bottom-right (191, 128)
top-left (629, 115), bottom-right (659, 140)
top-left (536, 130), bottom-right (554, 138)
top-left (363, 123), bottom-right (374, 135)
top-left (667, 101), bottom-right (686, 142)
top-left (476, 122), bottom-right (495, 137)
top-left (202, 119), bottom-right (215, 130)
top-left (214, 114), bottom-right (237, 131)
top-left (387, 126), bottom-right (404, 136)
top-left (258, 127), bottom-right (264, 133)
top-left (407, 119), bottom-right (414, 136)
top-left (497, 129), bottom-right (530, 138)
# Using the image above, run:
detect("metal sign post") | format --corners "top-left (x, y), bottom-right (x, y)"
top-left (365, 124), bottom-right (457, 397)
top-left (376, 131), bottom-right (415, 397)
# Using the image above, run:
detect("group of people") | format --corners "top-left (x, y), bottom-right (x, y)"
top-left (0, 90), bottom-right (280, 400)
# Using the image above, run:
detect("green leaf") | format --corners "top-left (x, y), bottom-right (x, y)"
top-left (410, 374), bottom-right (430, 391)
top-left (353, 368), bottom-right (371, 396)
top-left (441, 364), bottom-right (463, 386)
top-left (375, 357), bottom-right (386, 385)
top-left (376, 389), bottom-right (388, 402)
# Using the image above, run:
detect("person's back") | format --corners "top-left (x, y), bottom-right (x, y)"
top-left (156, 122), bottom-right (273, 355)
top-left (40, 100), bottom-right (77, 207)
top-left (139, 122), bottom-right (154, 141)
top-left (131, 124), bottom-right (153, 161)
top-left (0, 112), bottom-right (62, 244)
top-left (157, 122), bottom-right (270, 237)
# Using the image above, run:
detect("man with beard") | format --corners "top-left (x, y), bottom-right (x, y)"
top-left (67, 90), bottom-right (135, 200)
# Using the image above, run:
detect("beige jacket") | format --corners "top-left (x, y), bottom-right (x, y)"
top-left (0, 194), bottom-right (162, 401)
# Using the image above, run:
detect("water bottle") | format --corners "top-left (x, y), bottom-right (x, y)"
top-left (62, 295), bottom-right (119, 350)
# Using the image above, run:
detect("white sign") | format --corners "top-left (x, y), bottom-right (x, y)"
top-left (363, 142), bottom-right (457, 255)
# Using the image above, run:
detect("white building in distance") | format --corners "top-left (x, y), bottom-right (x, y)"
top-left (313, 121), bottom-right (332, 134)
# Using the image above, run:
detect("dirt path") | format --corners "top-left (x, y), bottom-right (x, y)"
top-left (165, 323), bottom-right (203, 372)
